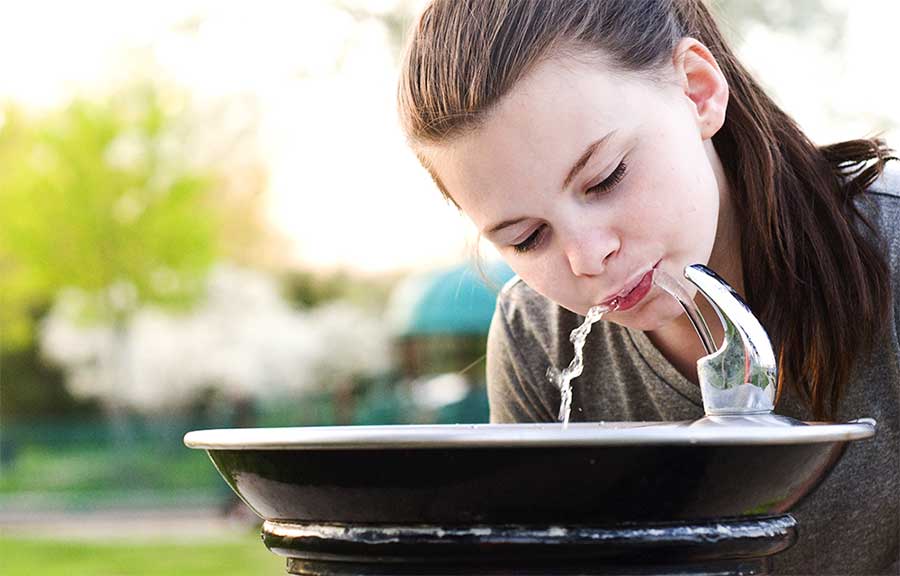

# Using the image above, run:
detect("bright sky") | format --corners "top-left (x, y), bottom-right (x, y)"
top-left (1, 0), bottom-right (897, 273)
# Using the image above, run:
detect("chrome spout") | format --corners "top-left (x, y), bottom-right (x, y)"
top-left (682, 264), bottom-right (778, 415)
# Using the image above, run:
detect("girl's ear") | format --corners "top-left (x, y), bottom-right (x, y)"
top-left (672, 38), bottom-right (729, 140)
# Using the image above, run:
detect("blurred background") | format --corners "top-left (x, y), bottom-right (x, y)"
top-left (0, 1), bottom-right (897, 574)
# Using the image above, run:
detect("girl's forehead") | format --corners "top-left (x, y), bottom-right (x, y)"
top-left (462, 57), bottom-right (663, 160)
top-left (423, 56), bottom-right (676, 217)
top-left (431, 60), bottom-right (640, 171)
top-left (502, 57), bottom-right (626, 119)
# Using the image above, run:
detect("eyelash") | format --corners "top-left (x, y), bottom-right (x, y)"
top-left (587, 161), bottom-right (627, 195)
top-left (513, 225), bottom-right (546, 254)
top-left (512, 161), bottom-right (628, 254)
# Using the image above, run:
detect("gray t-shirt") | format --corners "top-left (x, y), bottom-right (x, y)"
top-left (487, 164), bottom-right (900, 575)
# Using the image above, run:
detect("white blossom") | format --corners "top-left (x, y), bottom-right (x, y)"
top-left (40, 264), bottom-right (392, 413)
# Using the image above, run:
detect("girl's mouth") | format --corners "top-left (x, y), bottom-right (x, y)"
top-left (598, 263), bottom-right (659, 312)
top-left (613, 268), bottom-right (655, 311)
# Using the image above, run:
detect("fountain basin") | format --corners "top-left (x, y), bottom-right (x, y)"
top-left (184, 419), bottom-right (874, 525)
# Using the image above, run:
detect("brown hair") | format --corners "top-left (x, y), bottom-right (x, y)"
top-left (398, 0), bottom-right (894, 420)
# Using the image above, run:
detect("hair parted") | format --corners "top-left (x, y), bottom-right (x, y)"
top-left (398, 0), bottom-right (895, 420)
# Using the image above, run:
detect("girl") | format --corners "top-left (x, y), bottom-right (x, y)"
top-left (397, 1), bottom-right (898, 574)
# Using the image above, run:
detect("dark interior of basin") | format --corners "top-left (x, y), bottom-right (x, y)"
top-left (208, 441), bottom-right (844, 524)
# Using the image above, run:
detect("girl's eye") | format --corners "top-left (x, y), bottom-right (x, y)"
top-left (587, 161), bottom-right (627, 195)
top-left (512, 225), bottom-right (546, 254)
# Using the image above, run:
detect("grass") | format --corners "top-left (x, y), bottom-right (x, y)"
top-left (0, 444), bottom-right (223, 495)
top-left (0, 442), bottom-right (231, 513)
top-left (0, 535), bottom-right (285, 575)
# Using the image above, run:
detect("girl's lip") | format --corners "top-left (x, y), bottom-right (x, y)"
top-left (598, 262), bottom-right (660, 312)
top-left (612, 269), bottom-right (655, 311)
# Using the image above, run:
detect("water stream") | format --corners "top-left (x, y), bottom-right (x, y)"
top-left (548, 268), bottom-right (717, 426)
top-left (547, 304), bottom-right (612, 427)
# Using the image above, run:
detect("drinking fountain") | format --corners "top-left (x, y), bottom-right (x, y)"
top-left (185, 264), bottom-right (875, 575)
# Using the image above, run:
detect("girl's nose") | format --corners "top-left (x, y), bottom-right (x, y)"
top-left (564, 228), bottom-right (620, 278)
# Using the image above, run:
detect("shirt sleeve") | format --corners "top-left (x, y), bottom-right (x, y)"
top-left (486, 295), bottom-right (558, 424)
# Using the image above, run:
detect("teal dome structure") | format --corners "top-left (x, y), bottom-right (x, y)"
top-left (389, 261), bottom-right (515, 337)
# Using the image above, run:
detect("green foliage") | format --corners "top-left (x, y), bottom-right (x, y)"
top-left (0, 342), bottom-right (98, 422)
top-left (0, 537), bottom-right (284, 576)
top-left (0, 87), bottom-right (220, 349)
top-left (0, 444), bottom-right (223, 496)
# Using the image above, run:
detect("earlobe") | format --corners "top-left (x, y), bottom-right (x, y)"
top-left (673, 38), bottom-right (729, 139)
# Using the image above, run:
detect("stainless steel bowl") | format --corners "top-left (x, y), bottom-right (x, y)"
top-left (184, 418), bottom-right (874, 525)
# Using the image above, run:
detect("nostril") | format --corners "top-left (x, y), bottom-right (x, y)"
top-left (601, 248), bottom-right (618, 268)
top-left (564, 230), bottom-right (620, 278)
top-left (569, 251), bottom-right (613, 278)
top-left (592, 248), bottom-right (618, 277)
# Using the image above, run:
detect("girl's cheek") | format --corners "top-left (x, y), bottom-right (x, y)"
top-left (517, 261), bottom-right (551, 296)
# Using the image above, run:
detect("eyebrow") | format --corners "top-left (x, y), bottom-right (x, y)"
top-left (563, 130), bottom-right (617, 189)
top-left (485, 130), bottom-right (617, 237)
top-left (486, 216), bottom-right (528, 236)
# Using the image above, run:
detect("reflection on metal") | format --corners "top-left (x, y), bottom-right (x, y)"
top-left (183, 419), bottom-right (875, 450)
top-left (653, 268), bottom-right (717, 356)
top-left (265, 517), bottom-right (797, 575)
top-left (683, 264), bottom-right (778, 416)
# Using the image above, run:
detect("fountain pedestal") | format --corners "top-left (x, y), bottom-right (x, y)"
top-left (264, 515), bottom-right (796, 576)
top-left (185, 265), bottom-right (876, 575)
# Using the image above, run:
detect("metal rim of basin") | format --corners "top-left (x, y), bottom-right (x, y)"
top-left (183, 418), bottom-right (875, 451)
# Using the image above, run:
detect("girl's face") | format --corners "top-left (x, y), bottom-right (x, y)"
top-left (425, 47), bottom-right (735, 331)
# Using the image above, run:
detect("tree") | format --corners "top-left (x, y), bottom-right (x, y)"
top-left (0, 85), bottom-right (220, 351)
top-left (0, 85), bottom-right (225, 441)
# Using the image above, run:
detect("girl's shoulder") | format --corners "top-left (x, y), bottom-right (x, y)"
top-left (494, 275), bottom-right (589, 355)
top-left (866, 160), bottom-right (900, 200)
top-left (854, 160), bottom-right (900, 241)
top-left (856, 161), bottom-right (900, 308)
top-left (496, 275), bottom-right (573, 331)
top-left (857, 160), bottom-right (900, 241)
